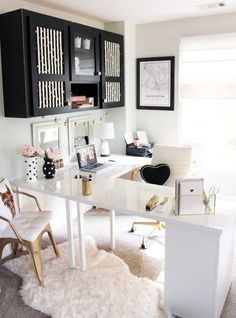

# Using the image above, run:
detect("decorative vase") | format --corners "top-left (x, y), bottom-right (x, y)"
top-left (204, 194), bottom-right (216, 214)
top-left (24, 156), bottom-right (38, 182)
top-left (43, 158), bottom-right (56, 179)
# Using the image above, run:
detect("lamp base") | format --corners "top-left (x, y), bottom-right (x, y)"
top-left (100, 139), bottom-right (110, 157)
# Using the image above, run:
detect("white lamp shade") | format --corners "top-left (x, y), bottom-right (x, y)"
top-left (93, 122), bottom-right (115, 140)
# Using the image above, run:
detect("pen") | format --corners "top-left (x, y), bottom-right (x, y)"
top-left (78, 174), bottom-right (92, 182)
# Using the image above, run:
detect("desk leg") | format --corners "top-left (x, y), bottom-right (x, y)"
top-left (77, 202), bottom-right (86, 271)
top-left (65, 200), bottom-right (75, 268)
top-left (110, 209), bottom-right (115, 250)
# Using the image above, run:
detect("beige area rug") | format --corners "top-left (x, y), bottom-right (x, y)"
top-left (4, 236), bottom-right (170, 318)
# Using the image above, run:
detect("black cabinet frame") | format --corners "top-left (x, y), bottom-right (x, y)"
top-left (0, 9), bottom-right (124, 118)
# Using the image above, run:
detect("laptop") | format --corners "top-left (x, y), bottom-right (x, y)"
top-left (76, 144), bottom-right (110, 173)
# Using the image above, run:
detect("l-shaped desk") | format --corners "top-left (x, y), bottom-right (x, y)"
top-left (12, 155), bottom-right (236, 318)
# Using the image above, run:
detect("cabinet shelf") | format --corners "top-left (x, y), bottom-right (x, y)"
top-left (71, 82), bottom-right (99, 110)
top-left (74, 47), bottom-right (92, 52)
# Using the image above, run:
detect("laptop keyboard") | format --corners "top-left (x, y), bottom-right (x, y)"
top-left (87, 163), bottom-right (103, 169)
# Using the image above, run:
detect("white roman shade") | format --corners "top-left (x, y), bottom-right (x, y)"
top-left (179, 32), bottom-right (236, 182)
top-left (179, 32), bottom-right (236, 99)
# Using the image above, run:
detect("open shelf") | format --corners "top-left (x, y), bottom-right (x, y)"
top-left (70, 82), bottom-right (99, 110)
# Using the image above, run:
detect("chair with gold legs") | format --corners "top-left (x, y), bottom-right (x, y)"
top-left (129, 144), bottom-right (192, 248)
top-left (0, 177), bottom-right (60, 286)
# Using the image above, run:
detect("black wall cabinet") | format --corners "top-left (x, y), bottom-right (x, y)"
top-left (0, 9), bottom-right (124, 118)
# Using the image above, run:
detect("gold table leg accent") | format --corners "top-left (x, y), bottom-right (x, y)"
top-left (129, 221), bottom-right (166, 248)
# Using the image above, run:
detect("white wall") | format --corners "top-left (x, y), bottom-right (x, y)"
top-left (105, 21), bottom-right (137, 154)
top-left (136, 12), bottom-right (236, 145)
top-left (123, 22), bottom-right (137, 134)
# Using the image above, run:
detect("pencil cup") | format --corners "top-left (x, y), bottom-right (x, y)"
top-left (82, 180), bottom-right (92, 195)
top-left (204, 193), bottom-right (216, 214)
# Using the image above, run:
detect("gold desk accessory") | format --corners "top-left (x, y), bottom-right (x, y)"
top-left (79, 174), bottom-right (92, 196)
top-left (146, 195), bottom-right (158, 211)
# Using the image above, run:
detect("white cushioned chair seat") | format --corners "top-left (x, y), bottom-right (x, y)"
top-left (1, 211), bottom-right (53, 241)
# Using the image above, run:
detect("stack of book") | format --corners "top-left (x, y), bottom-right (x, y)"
top-left (71, 96), bottom-right (94, 109)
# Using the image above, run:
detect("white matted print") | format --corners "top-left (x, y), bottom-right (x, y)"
top-left (137, 56), bottom-right (175, 110)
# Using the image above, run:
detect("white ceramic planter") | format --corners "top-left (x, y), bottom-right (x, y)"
top-left (83, 38), bottom-right (91, 50)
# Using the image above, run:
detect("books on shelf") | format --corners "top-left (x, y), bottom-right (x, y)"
top-left (71, 96), bottom-right (94, 109)
top-left (175, 178), bottom-right (204, 215)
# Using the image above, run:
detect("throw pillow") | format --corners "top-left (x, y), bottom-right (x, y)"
top-left (0, 178), bottom-right (18, 231)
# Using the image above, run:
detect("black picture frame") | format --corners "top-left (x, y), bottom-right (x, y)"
top-left (137, 56), bottom-right (175, 110)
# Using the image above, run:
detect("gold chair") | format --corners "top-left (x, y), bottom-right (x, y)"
top-left (0, 178), bottom-right (60, 286)
top-left (129, 144), bottom-right (192, 248)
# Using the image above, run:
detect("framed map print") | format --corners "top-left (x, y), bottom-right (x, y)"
top-left (137, 56), bottom-right (175, 110)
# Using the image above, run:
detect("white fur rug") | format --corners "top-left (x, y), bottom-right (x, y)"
top-left (4, 236), bottom-right (169, 318)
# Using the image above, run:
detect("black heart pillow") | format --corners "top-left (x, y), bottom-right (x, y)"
top-left (140, 163), bottom-right (170, 185)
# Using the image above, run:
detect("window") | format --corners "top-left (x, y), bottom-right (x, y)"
top-left (179, 33), bottom-right (236, 170)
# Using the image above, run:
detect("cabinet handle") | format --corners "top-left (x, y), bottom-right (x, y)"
top-left (95, 71), bottom-right (101, 76)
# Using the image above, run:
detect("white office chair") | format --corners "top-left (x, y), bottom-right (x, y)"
top-left (0, 177), bottom-right (60, 286)
top-left (130, 144), bottom-right (192, 248)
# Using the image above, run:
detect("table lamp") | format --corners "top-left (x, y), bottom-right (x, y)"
top-left (93, 122), bottom-right (115, 156)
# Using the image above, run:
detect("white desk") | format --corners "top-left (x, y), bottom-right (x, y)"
top-left (13, 156), bottom-right (150, 269)
top-left (12, 159), bottom-right (236, 318)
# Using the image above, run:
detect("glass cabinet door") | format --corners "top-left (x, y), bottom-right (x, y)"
top-left (70, 25), bottom-right (100, 82)
top-left (74, 32), bottom-right (94, 76)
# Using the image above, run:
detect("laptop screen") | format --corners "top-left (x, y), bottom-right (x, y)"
top-left (76, 144), bottom-right (97, 168)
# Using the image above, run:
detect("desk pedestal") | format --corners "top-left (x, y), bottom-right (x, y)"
top-left (165, 220), bottom-right (235, 318)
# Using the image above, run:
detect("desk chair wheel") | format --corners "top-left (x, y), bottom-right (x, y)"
top-left (129, 227), bottom-right (135, 233)
top-left (140, 237), bottom-right (148, 249)
top-left (140, 243), bottom-right (147, 249)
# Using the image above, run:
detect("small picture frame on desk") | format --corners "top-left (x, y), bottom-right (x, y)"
top-left (137, 56), bottom-right (175, 111)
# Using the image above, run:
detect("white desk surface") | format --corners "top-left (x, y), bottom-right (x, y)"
top-left (12, 158), bottom-right (236, 235)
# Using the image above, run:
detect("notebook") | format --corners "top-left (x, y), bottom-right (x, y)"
top-left (76, 144), bottom-right (110, 173)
